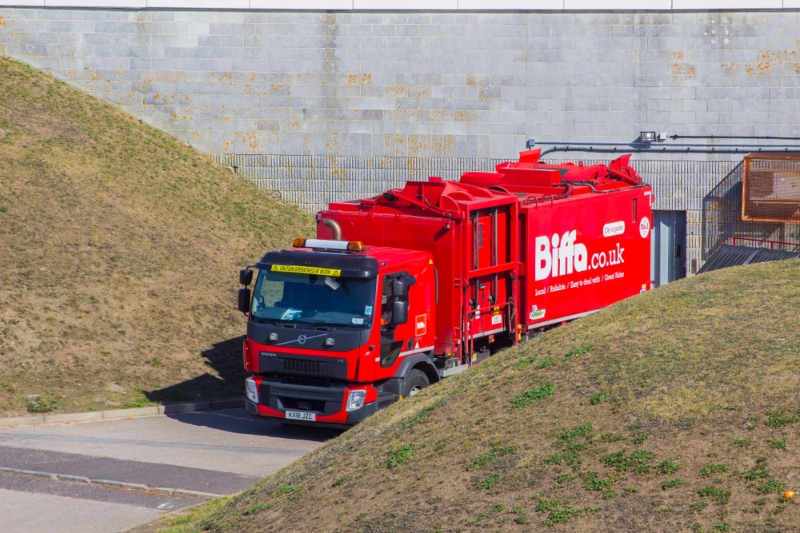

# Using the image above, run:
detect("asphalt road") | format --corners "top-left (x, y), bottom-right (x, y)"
top-left (0, 408), bottom-right (339, 533)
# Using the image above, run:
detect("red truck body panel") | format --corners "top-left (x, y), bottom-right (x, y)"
top-left (318, 150), bottom-right (652, 361)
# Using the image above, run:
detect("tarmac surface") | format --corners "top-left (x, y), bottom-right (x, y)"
top-left (0, 408), bottom-right (339, 533)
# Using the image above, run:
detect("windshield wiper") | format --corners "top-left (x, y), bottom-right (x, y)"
top-left (287, 319), bottom-right (319, 330)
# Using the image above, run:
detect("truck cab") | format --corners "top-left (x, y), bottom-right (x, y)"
top-left (239, 238), bottom-right (439, 427)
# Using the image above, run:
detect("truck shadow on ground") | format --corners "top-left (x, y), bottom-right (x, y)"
top-left (167, 409), bottom-right (341, 442)
top-left (142, 336), bottom-right (343, 441)
top-left (143, 336), bottom-right (248, 406)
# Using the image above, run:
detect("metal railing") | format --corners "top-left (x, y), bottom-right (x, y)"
top-left (730, 237), bottom-right (800, 251)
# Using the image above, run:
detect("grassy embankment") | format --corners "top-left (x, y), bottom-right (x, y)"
top-left (0, 57), bottom-right (313, 415)
top-left (145, 260), bottom-right (799, 532)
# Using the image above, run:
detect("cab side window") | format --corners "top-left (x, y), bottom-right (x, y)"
top-left (380, 274), bottom-right (402, 367)
top-left (379, 272), bottom-right (417, 368)
top-left (380, 274), bottom-right (393, 327)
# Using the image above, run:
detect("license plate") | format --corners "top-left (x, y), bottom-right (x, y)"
top-left (285, 410), bottom-right (316, 422)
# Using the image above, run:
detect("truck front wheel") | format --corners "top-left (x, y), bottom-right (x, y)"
top-left (401, 369), bottom-right (430, 399)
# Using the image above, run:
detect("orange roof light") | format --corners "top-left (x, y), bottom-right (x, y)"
top-left (347, 241), bottom-right (365, 252)
top-left (293, 238), bottom-right (306, 247)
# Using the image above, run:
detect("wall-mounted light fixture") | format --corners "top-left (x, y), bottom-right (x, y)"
top-left (640, 131), bottom-right (656, 143)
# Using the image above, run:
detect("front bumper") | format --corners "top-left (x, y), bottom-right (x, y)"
top-left (245, 376), bottom-right (379, 427)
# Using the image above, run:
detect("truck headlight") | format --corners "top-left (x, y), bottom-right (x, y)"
top-left (245, 378), bottom-right (259, 404)
top-left (345, 390), bottom-right (367, 412)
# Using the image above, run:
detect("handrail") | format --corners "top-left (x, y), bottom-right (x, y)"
top-left (731, 236), bottom-right (800, 250)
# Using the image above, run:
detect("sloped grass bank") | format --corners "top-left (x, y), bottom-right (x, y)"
top-left (0, 57), bottom-right (313, 415)
top-left (146, 260), bottom-right (800, 532)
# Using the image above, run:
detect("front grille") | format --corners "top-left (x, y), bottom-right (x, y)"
top-left (259, 353), bottom-right (347, 380)
top-left (258, 379), bottom-right (347, 416)
top-left (283, 359), bottom-right (320, 374)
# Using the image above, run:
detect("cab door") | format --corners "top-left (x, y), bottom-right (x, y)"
top-left (378, 272), bottom-right (405, 370)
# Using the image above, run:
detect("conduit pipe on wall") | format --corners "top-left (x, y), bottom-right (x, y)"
top-left (536, 146), bottom-right (800, 156)
top-left (669, 135), bottom-right (800, 141)
top-left (526, 138), bottom-right (800, 155)
top-left (526, 136), bottom-right (800, 156)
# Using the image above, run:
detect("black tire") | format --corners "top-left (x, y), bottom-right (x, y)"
top-left (401, 369), bottom-right (430, 399)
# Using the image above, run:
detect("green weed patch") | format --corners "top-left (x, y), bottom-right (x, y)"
top-left (25, 394), bottom-right (58, 413)
top-left (766, 410), bottom-right (800, 428)
top-left (601, 449), bottom-right (657, 474)
top-left (662, 478), bottom-right (685, 490)
top-left (515, 355), bottom-right (558, 369)
top-left (657, 459), bottom-right (681, 475)
top-left (543, 505), bottom-right (600, 525)
top-left (510, 382), bottom-right (555, 410)
top-left (589, 393), bottom-right (607, 405)
top-left (565, 344), bottom-right (594, 358)
top-left (699, 463), bottom-right (730, 477)
top-left (583, 471), bottom-right (616, 491)
top-left (757, 479), bottom-right (787, 495)
top-left (558, 423), bottom-right (595, 443)
top-left (697, 486), bottom-right (731, 505)
top-left (544, 443), bottom-right (587, 467)
top-left (387, 444), bottom-right (414, 469)
top-left (598, 432), bottom-right (624, 443)
top-left (477, 473), bottom-right (501, 489)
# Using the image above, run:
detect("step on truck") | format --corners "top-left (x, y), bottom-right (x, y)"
top-left (237, 150), bottom-right (653, 428)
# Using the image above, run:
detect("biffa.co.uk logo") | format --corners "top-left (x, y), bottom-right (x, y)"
top-left (534, 230), bottom-right (625, 281)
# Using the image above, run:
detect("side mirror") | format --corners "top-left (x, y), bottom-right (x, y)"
top-left (392, 279), bottom-right (408, 297)
top-left (239, 269), bottom-right (253, 286)
top-left (238, 288), bottom-right (251, 314)
top-left (392, 299), bottom-right (408, 325)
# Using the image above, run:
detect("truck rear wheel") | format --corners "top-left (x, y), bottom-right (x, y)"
top-left (401, 369), bottom-right (430, 399)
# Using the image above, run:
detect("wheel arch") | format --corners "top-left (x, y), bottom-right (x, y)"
top-left (394, 353), bottom-right (440, 385)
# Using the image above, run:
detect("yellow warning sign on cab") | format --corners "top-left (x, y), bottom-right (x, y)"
top-left (271, 264), bottom-right (341, 276)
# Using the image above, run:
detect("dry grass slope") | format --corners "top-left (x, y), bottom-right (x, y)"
top-left (149, 260), bottom-right (800, 532)
top-left (0, 57), bottom-right (314, 415)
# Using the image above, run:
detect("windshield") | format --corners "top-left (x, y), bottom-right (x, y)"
top-left (250, 269), bottom-right (377, 328)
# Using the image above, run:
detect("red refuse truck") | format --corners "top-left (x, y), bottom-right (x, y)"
top-left (237, 150), bottom-right (653, 428)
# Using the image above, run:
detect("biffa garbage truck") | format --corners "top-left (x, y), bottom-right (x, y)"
top-left (236, 150), bottom-right (653, 428)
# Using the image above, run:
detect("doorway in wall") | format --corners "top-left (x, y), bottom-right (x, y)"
top-left (651, 211), bottom-right (687, 287)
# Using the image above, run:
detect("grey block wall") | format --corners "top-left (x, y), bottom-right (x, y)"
top-left (2, 7), bottom-right (800, 273)
top-left (5, 9), bottom-right (800, 158)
